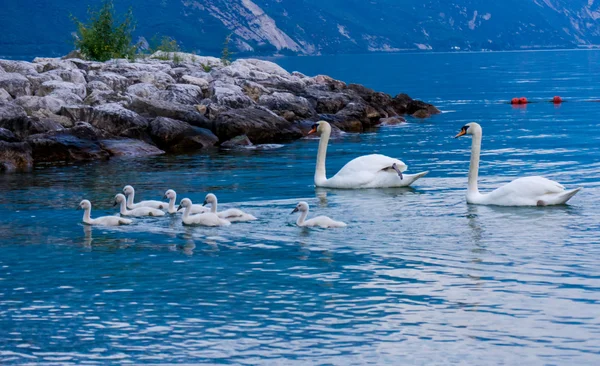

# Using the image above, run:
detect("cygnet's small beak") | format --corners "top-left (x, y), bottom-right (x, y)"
top-left (202, 200), bottom-right (208, 206)
top-left (113, 201), bottom-right (118, 207)
top-left (163, 195), bottom-right (167, 199)
top-left (291, 207), bottom-right (299, 214)
top-left (177, 205), bottom-right (183, 211)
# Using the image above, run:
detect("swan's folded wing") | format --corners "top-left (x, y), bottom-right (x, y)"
top-left (331, 154), bottom-right (406, 185)
top-left (489, 176), bottom-right (565, 200)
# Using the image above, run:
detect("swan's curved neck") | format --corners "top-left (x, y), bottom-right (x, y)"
top-left (182, 206), bottom-right (191, 219)
top-left (296, 210), bottom-right (308, 226)
top-left (118, 199), bottom-right (128, 215)
top-left (210, 200), bottom-right (217, 213)
top-left (468, 129), bottom-right (482, 195)
top-left (168, 196), bottom-right (176, 213)
top-left (83, 207), bottom-right (92, 223)
top-left (315, 127), bottom-right (331, 185)
top-left (126, 190), bottom-right (135, 208)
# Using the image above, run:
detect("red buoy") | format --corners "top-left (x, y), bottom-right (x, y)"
top-left (553, 96), bottom-right (562, 104)
top-left (519, 97), bottom-right (528, 104)
top-left (511, 98), bottom-right (519, 105)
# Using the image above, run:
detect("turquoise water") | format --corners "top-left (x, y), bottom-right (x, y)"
top-left (1, 50), bottom-right (600, 364)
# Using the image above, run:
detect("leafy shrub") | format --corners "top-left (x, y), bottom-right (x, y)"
top-left (200, 63), bottom-right (212, 72)
top-left (71, 0), bottom-right (136, 61)
top-left (221, 34), bottom-right (233, 66)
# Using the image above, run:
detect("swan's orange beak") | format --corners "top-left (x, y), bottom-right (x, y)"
top-left (308, 127), bottom-right (317, 135)
top-left (454, 129), bottom-right (467, 138)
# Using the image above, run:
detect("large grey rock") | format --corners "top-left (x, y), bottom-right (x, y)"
top-left (88, 71), bottom-right (131, 92)
top-left (61, 103), bottom-right (148, 138)
top-left (0, 102), bottom-right (27, 127)
top-left (99, 139), bottom-right (164, 157)
top-left (0, 141), bottom-right (33, 172)
top-left (159, 84), bottom-right (203, 105)
top-left (128, 97), bottom-right (211, 129)
top-left (181, 75), bottom-right (209, 92)
top-left (27, 122), bottom-right (109, 163)
top-left (0, 89), bottom-right (11, 102)
top-left (126, 83), bottom-right (159, 98)
top-left (124, 71), bottom-right (175, 88)
top-left (33, 58), bottom-right (78, 72)
top-left (0, 128), bottom-right (18, 142)
top-left (0, 114), bottom-right (64, 140)
top-left (211, 81), bottom-right (254, 109)
top-left (149, 117), bottom-right (218, 153)
top-left (0, 60), bottom-right (40, 75)
top-left (303, 87), bottom-right (352, 114)
top-left (47, 90), bottom-right (84, 105)
top-left (83, 90), bottom-right (131, 106)
top-left (258, 92), bottom-right (316, 121)
top-left (0, 73), bottom-right (32, 98)
top-left (214, 108), bottom-right (302, 143)
top-left (406, 100), bottom-right (441, 118)
top-left (44, 68), bottom-right (87, 85)
top-left (86, 80), bottom-right (112, 93)
top-left (39, 80), bottom-right (86, 100)
top-left (15, 96), bottom-right (65, 115)
top-left (27, 72), bottom-right (63, 92)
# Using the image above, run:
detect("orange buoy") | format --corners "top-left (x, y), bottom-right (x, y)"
top-left (553, 96), bottom-right (562, 104)
top-left (519, 97), bottom-right (528, 104)
top-left (511, 98), bottom-right (519, 105)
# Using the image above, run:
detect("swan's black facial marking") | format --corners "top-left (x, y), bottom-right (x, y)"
top-left (454, 125), bottom-right (469, 138)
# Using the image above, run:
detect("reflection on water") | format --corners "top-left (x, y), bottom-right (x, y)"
top-left (1, 50), bottom-right (600, 364)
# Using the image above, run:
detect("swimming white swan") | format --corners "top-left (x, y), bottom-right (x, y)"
top-left (309, 121), bottom-right (428, 188)
top-left (178, 198), bottom-right (231, 227)
top-left (292, 201), bottom-right (347, 228)
top-left (164, 189), bottom-right (209, 214)
top-left (79, 200), bottom-right (132, 226)
top-left (203, 193), bottom-right (257, 222)
top-left (114, 194), bottom-right (165, 217)
top-left (455, 122), bottom-right (582, 206)
top-left (123, 185), bottom-right (167, 210)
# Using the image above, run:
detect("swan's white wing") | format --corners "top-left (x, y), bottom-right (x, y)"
top-left (328, 154), bottom-right (406, 187)
top-left (304, 216), bottom-right (347, 228)
top-left (132, 200), bottom-right (167, 210)
top-left (485, 176), bottom-right (565, 205)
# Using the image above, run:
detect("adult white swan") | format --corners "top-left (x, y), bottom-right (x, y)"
top-left (114, 194), bottom-right (165, 217)
top-left (292, 201), bottom-right (347, 228)
top-left (178, 198), bottom-right (231, 227)
top-left (79, 200), bottom-right (132, 226)
top-left (455, 122), bottom-right (582, 206)
top-left (164, 189), bottom-right (209, 214)
top-left (309, 121), bottom-right (428, 188)
top-left (123, 185), bottom-right (167, 210)
top-left (203, 193), bottom-right (257, 222)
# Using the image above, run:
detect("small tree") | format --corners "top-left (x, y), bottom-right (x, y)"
top-left (71, 0), bottom-right (136, 61)
top-left (221, 34), bottom-right (233, 66)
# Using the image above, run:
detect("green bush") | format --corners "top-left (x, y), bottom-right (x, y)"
top-left (71, 0), bottom-right (136, 61)
top-left (149, 35), bottom-right (181, 54)
top-left (221, 34), bottom-right (233, 66)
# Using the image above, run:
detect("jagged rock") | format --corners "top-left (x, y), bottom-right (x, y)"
top-left (311, 75), bottom-right (346, 91)
top-left (0, 60), bottom-right (40, 75)
top-left (0, 73), bottom-right (32, 98)
top-left (159, 84), bottom-right (203, 105)
top-left (211, 81), bottom-right (254, 109)
top-left (26, 73), bottom-right (62, 92)
top-left (258, 92), bottom-right (316, 121)
top-left (149, 116), bottom-right (218, 152)
top-left (214, 108), bottom-right (302, 143)
top-left (0, 141), bottom-right (33, 172)
top-left (0, 89), bottom-right (11, 102)
top-left (304, 87), bottom-right (352, 114)
top-left (124, 70), bottom-right (175, 88)
top-left (128, 97), bottom-right (211, 129)
top-left (0, 102), bottom-right (27, 127)
top-left (83, 90), bottom-right (131, 106)
top-left (87, 71), bottom-right (131, 92)
top-left (44, 68), bottom-right (87, 84)
top-left (379, 116), bottom-right (406, 125)
top-left (30, 110), bottom-right (73, 128)
top-left (0, 114), bottom-right (64, 140)
top-left (99, 139), bottom-right (164, 157)
top-left (241, 80), bottom-right (270, 101)
top-left (392, 93), bottom-right (413, 114)
top-left (319, 113), bottom-right (363, 132)
top-left (15, 96), bottom-right (64, 115)
top-left (39, 80), bottom-right (86, 100)
top-left (61, 103), bottom-right (148, 138)
top-left (181, 75), bottom-right (210, 92)
top-left (0, 128), bottom-right (18, 142)
top-left (86, 80), bottom-right (112, 93)
top-left (126, 83), bottom-right (159, 98)
top-left (406, 100), bottom-right (441, 117)
top-left (62, 50), bottom-right (84, 60)
top-left (47, 90), bottom-right (84, 105)
top-left (221, 135), bottom-right (253, 148)
top-left (33, 58), bottom-right (78, 72)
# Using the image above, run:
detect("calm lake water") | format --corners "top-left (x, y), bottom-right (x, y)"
top-left (1, 50), bottom-right (600, 364)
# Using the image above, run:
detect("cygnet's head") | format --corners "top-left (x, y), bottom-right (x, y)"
top-left (291, 201), bottom-right (309, 214)
top-left (123, 185), bottom-right (134, 195)
top-left (308, 121), bottom-right (330, 136)
top-left (79, 200), bottom-right (91, 210)
top-left (454, 122), bottom-right (482, 138)
top-left (203, 193), bottom-right (217, 206)
top-left (177, 198), bottom-right (192, 211)
top-left (164, 189), bottom-right (176, 200)
top-left (114, 194), bottom-right (126, 206)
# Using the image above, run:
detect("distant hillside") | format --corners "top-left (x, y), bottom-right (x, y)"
top-left (2, 0), bottom-right (600, 59)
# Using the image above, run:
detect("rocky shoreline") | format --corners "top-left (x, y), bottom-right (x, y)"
top-left (0, 52), bottom-right (439, 172)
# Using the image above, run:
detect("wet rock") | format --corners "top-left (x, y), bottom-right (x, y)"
top-left (0, 73), bottom-right (32, 98)
top-left (39, 80), bottom-right (86, 100)
top-left (0, 141), bottom-right (33, 172)
top-left (0, 114), bottom-right (64, 140)
top-left (391, 93), bottom-right (413, 114)
top-left (220, 134), bottom-right (253, 148)
top-left (61, 103), bottom-right (148, 138)
top-left (379, 116), bottom-right (406, 126)
top-left (0, 102), bottom-right (27, 127)
top-left (99, 138), bottom-right (164, 157)
top-left (15, 96), bottom-right (65, 115)
top-left (406, 100), bottom-right (441, 117)
top-left (128, 97), bottom-right (211, 129)
top-left (0, 128), bottom-right (18, 142)
top-left (27, 123), bottom-right (109, 163)
top-left (258, 92), bottom-right (316, 121)
top-left (149, 117), bottom-right (218, 152)
top-left (214, 108), bottom-right (302, 143)
top-left (304, 88), bottom-right (352, 114)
